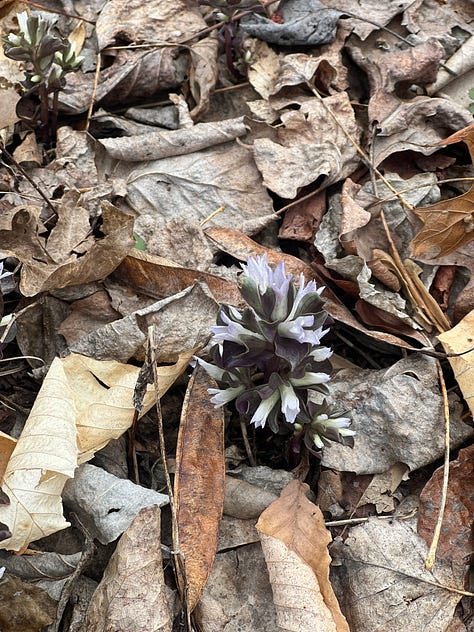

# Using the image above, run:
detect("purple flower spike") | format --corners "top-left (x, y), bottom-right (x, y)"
top-left (197, 254), bottom-right (353, 450)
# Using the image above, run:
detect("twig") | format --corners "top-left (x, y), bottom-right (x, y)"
top-left (425, 360), bottom-right (450, 571)
top-left (25, 1), bottom-right (96, 24)
top-left (0, 143), bottom-right (57, 217)
top-left (85, 52), bottom-right (101, 132)
top-left (367, 177), bottom-right (474, 209)
top-left (50, 515), bottom-right (95, 632)
top-left (148, 326), bottom-right (191, 630)
top-left (240, 417), bottom-right (257, 466)
top-left (325, 509), bottom-right (417, 526)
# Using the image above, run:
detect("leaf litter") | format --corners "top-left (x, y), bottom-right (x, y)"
top-left (0, 0), bottom-right (473, 630)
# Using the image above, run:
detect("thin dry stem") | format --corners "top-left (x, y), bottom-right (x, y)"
top-left (425, 361), bottom-right (451, 571)
top-left (85, 52), bottom-right (101, 132)
top-left (148, 326), bottom-right (191, 629)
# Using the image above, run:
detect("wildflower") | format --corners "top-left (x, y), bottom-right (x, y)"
top-left (197, 254), bottom-right (353, 452)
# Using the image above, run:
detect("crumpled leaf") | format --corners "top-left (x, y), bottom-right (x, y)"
top-left (250, 92), bottom-right (361, 199)
top-left (82, 506), bottom-right (172, 632)
top-left (241, 0), bottom-right (341, 46)
top-left (92, 0), bottom-right (212, 110)
top-left (331, 518), bottom-right (466, 632)
top-left (174, 366), bottom-right (225, 612)
top-left (438, 309), bottom-right (474, 417)
top-left (347, 34), bottom-right (444, 123)
top-left (98, 117), bottom-right (248, 162)
top-left (247, 37), bottom-right (348, 100)
top-left (256, 480), bottom-right (349, 631)
top-left (0, 195), bottom-right (134, 297)
top-left (324, 0), bottom-right (413, 40)
top-left (321, 354), bottom-right (473, 475)
top-left (0, 351), bottom-right (192, 552)
top-left (411, 124), bottom-right (474, 258)
top-left (68, 282), bottom-right (219, 363)
top-left (372, 96), bottom-right (473, 167)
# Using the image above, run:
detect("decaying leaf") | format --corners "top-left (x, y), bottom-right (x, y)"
top-left (250, 92), bottom-right (361, 199)
top-left (321, 354), bottom-right (473, 474)
top-left (0, 197), bottom-right (135, 297)
top-left (82, 506), bottom-right (172, 632)
top-left (411, 124), bottom-right (474, 258)
top-left (0, 351), bottom-right (192, 552)
top-left (174, 366), bottom-right (225, 612)
top-left (241, 0), bottom-right (341, 47)
top-left (331, 518), bottom-right (466, 632)
top-left (257, 480), bottom-right (349, 631)
top-left (438, 309), bottom-right (474, 417)
top-left (0, 573), bottom-right (57, 632)
top-left (63, 464), bottom-right (168, 545)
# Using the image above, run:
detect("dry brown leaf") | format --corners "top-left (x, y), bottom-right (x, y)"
top-left (0, 431), bottom-right (16, 481)
top-left (438, 309), bottom-right (474, 417)
top-left (411, 125), bottom-right (474, 258)
top-left (331, 518), bottom-right (466, 632)
top-left (418, 444), bottom-right (474, 578)
top-left (174, 366), bottom-right (225, 613)
top-left (257, 480), bottom-right (349, 632)
top-left (0, 574), bottom-right (57, 632)
top-left (347, 35), bottom-right (444, 123)
top-left (0, 197), bottom-right (135, 296)
top-left (259, 533), bottom-right (338, 632)
top-left (0, 351), bottom-right (192, 552)
top-left (99, 117), bottom-right (247, 162)
top-left (82, 506), bottom-right (172, 632)
top-left (114, 249), bottom-right (243, 307)
top-left (251, 92), bottom-right (361, 199)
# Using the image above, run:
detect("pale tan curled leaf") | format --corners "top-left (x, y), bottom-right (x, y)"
top-left (438, 309), bottom-right (474, 417)
top-left (66, 351), bottom-right (194, 463)
top-left (259, 533), bottom-right (337, 632)
top-left (68, 19), bottom-right (86, 55)
top-left (174, 366), bottom-right (225, 612)
top-left (0, 351), bottom-right (192, 552)
top-left (257, 480), bottom-right (349, 632)
top-left (82, 506), bottom-right (172, 632)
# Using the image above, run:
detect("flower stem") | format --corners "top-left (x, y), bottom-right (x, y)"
top-left (240, 416), bottom-right (256, 466)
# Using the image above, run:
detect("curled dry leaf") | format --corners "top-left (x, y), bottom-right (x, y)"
top-left (0, 197), bottom-right (135, 297)
top-left (174, 366), bottom-right (225, 613)
top-left (256, 480), bottom-right (349, 632)
top-left (82, 506), bottom-right (172, 632)
top-left (410, 124), bottom-right (474, 258)
top-left (437, 309), bottom-right (474, 417)
top-left (0, 351), bottom-right (192, 552)
top-left (98, 117), bottom-right (247, 162)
